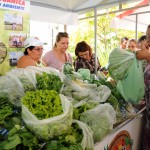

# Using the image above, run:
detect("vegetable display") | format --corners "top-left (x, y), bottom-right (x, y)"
top-left (0, 66), bottom-right (142, 150)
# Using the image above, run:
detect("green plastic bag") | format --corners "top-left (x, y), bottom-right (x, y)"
top-left (117, 57), bottom-right (145, 104)
top-left (108, 48), bottom-right (134, 81)
top-left (77, 68), bottom-right (91, 80)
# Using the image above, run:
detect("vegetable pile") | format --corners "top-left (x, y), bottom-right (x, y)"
top-left (0, 65), bottom-right (142, 150)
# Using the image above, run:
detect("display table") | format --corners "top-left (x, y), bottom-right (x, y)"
top-left (94, 107), bottom-right (145, 150)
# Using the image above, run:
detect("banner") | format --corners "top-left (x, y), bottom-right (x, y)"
top-left (0, 0), bottom-right (30, 75)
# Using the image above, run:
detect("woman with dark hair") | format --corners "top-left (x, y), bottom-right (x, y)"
top-left (120, 36), bottom-right (129, 49)
top-left (73, 41), bottom-right (101, 74)
top-left (17, 37), bottom-right (45, 68)
top-left (42, 32), bottom-right (72, 71)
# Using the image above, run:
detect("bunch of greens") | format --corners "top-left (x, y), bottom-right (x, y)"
top-left (22, 93), bottom-right (73, 140)
top-left (63, 63), bottom-right (83, 80)
top-left (63, 62), bottom-right (74, 75)
top-left (36, 72), bottom-right (63, 92)
top-left (0, 124), bottom-right (40, 150)
top-left (42, 122), bottom-right (83, 150)
top-left (73, 102), bottom-right (99, 120)
top-left (22, 90), bottom-right (63, 120)
top-left (0, 94), bottom-right (14, 126)
top-left (19, 76), bottom-right (35, 92)
top-left (93, 78), bottom-right (127, 109)
top-left (0, 94), bottom-right (41, 150)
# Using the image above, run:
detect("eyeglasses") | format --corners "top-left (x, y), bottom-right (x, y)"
top-left (33, 48), bottom-right (44, 52)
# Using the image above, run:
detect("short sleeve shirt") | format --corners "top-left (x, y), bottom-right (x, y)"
top-left (42, 50), bottom-right (72, 71)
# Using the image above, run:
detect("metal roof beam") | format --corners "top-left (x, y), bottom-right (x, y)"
top-left (73, 0), bottom-right (141, 13)
top-left (30, 1), bottom-right (73, 12)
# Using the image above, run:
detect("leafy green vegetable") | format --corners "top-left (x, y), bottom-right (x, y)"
top-left (73, 102), bottom-right (99, 120)
top-left (22, 93), bottom-right (73, 140)
top-left (0, 125), bottom-right (40, 150)
top-left (106, 94), bottom-right (119, 111)
top-left (93, 78), bottom-right (127, 109)
top-left (63, 62), bottom-right (74, 75)
top-left (36, 72), bottom-right (63, 92)
top-left (42, 123), bottom-right (83, 150)
top-left (0, 94), bottom-right (14, 126)
top-left (22, 90), bottom-right (63, 119)
top-left (63, 63), bottom-right (83, 80)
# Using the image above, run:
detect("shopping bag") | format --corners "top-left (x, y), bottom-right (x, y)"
top-left (117, 57), bottom-right (145, 104)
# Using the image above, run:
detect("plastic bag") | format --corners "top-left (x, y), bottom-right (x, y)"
top-left (26, 66), bottom-right (63, 81)
top-left (7, 68), bottom-right (36, 91)
top-left (7, 66), bottom-right (64, 92)
top-left (77, 68), bottom-right (91, 80)
top-left (117, 57), bottom-right (145, 104)
top-left (108, 48), bottom-right (134, 80)
top-left (0, 75), bottom-right (25, 106)
top-left (88, 85), bottom-right (111, 103)
top-left (62, 78), bottom-right (111, 103)
top-left (80, 103), bottom-right (116, 142)
top-left (22, 94), bottom-right (73, 140)
top-left (72, 119), bottom-right (94, 150)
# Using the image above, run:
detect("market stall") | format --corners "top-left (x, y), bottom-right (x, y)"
top-left (0, 60), bottom-right (146, 150)
top-left (0, 1), bottom-right (147, 150)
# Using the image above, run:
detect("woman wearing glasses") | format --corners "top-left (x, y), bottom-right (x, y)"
top-left (17, 37), bottom-right (45, 68)
top-left (73, 41), bottom-right (101, 74)
top-left (42, 32), bottom-right (72, 71)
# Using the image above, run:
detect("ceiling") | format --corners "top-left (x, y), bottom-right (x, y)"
top-left (110, 5), bottom-right (150, 32)
top-left (29, 0), bottom-right (146, 25)
top-left (30, 0), bottom-right (142, 13)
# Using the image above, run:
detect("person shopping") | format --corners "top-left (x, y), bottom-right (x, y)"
top-left (42, 32), bottom-right (72, 71)
top-left (120, 36), bottom-right (129, 49)
top-left (17, 37), bottom-right (45, 68)
top-left (136, 24), bottom-right (150, 150)
top-left (126, 38), bottom-right (138, 52)
top-left (73, 41), bottom-right (101, 74)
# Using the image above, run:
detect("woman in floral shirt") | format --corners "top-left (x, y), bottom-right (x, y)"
top-left (73, 41), bottom-right (101, 74)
